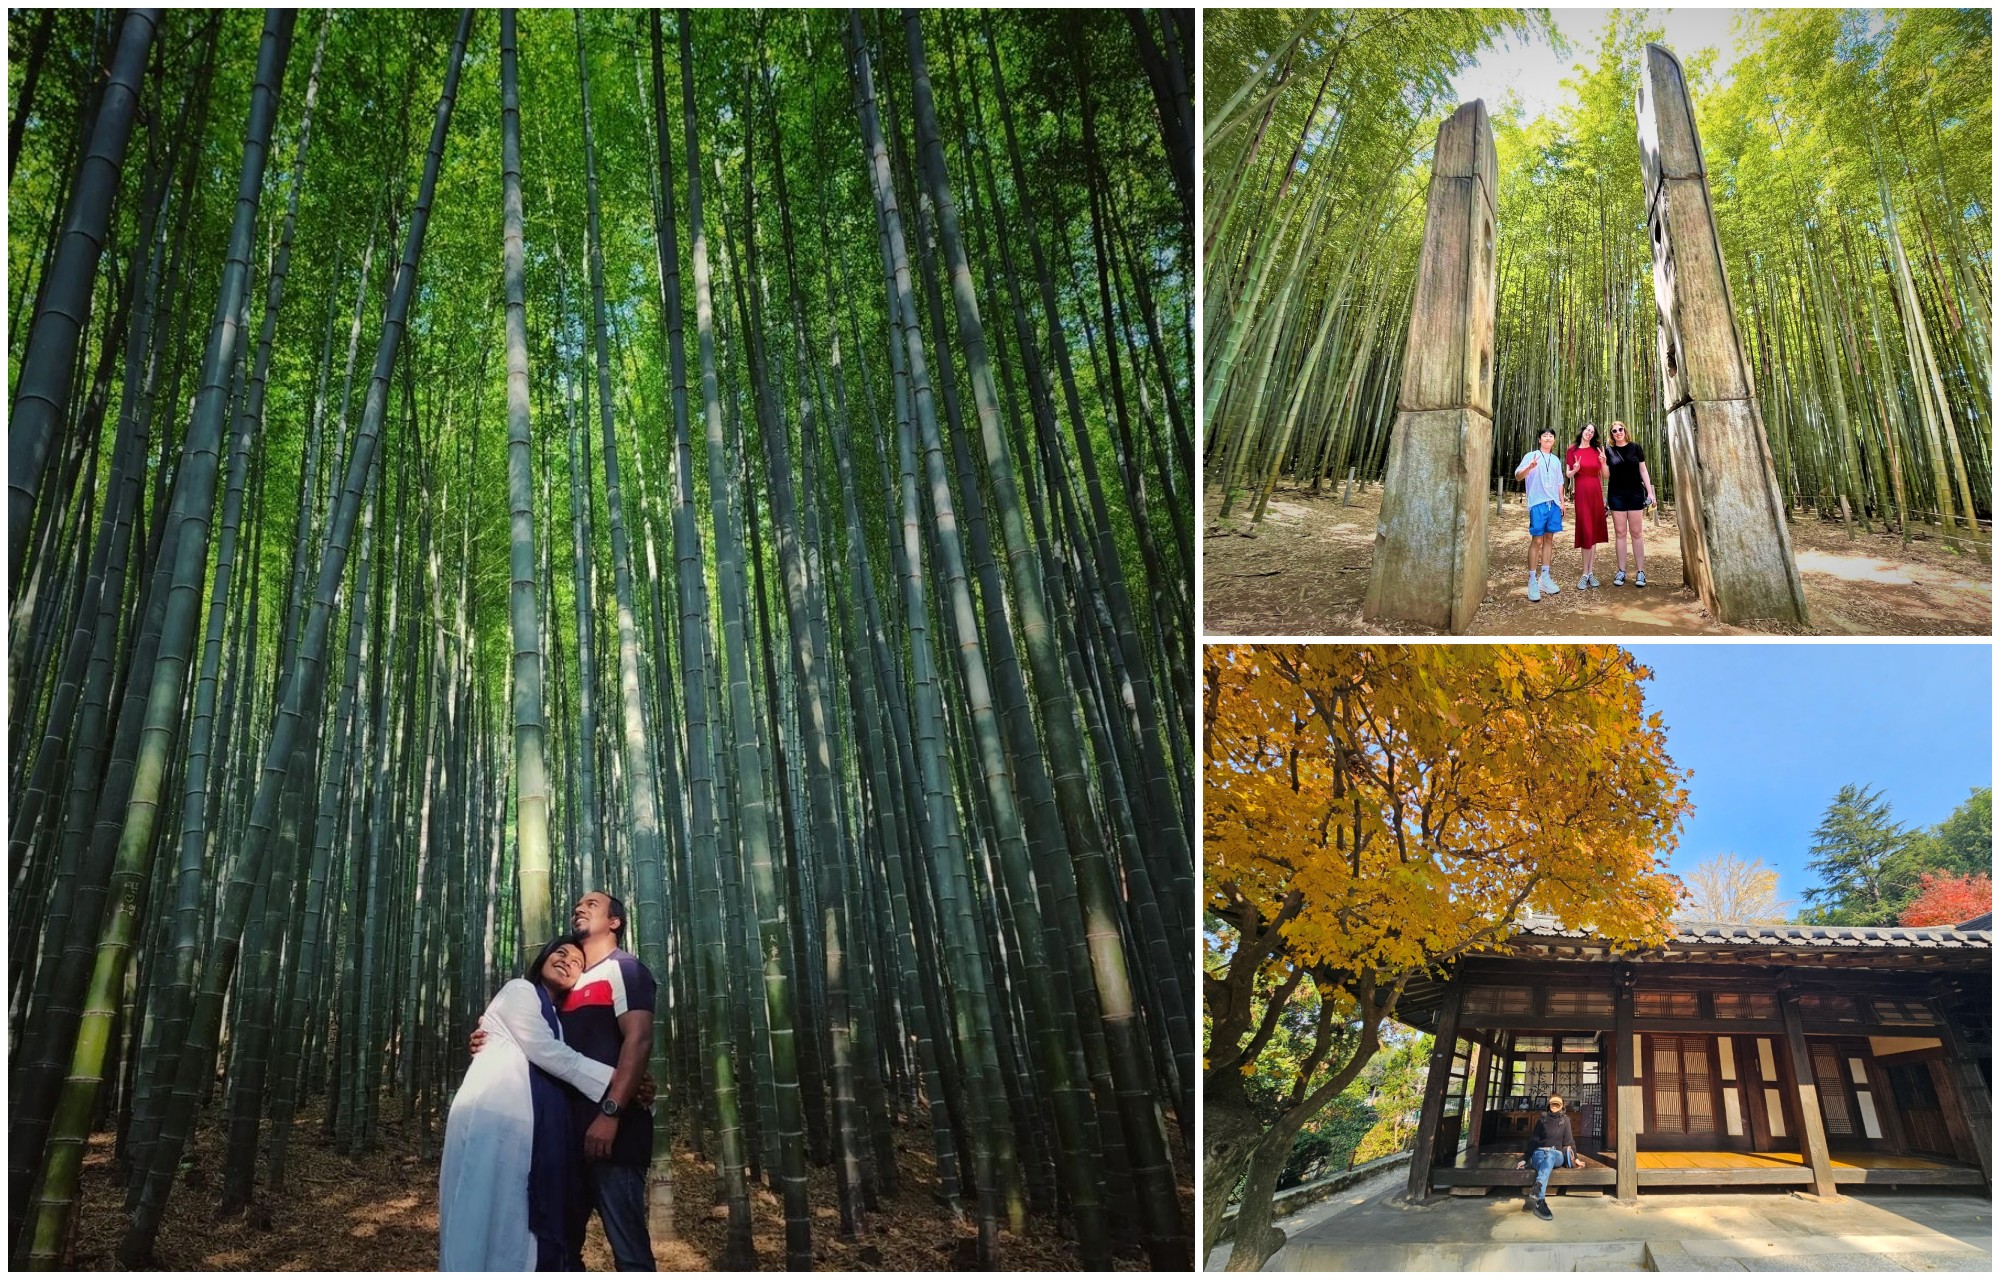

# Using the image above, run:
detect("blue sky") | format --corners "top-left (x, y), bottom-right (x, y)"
top-left (1628, 644), bottom-right (1992, 909)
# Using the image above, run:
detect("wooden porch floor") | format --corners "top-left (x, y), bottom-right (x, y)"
top-left (1431, 1147), bottom-right (1985, 1190)
top-left (1623, 1151), bottom-right (1959, 1172)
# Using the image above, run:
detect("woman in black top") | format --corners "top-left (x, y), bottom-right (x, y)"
top-left (1603, 421), bottom-right (1656, 587)
top-left (1513, 1093), bottom-right (1587, 1216)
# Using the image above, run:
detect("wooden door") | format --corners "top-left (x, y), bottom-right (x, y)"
top-left (1808, 1037), bottom-right (1892, 1151)
top-left (1737, 1032), bottom-right (1798, 1153)
top-left (1885, 1062), bottom-right (1952, 1157)
top-left (1643, 1034), bottom-right (1724, 1149)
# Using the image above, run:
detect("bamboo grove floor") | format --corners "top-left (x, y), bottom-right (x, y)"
top-left (70, 1097), bottom-right (1192, 1271)
top-left (1204, 483), bottom-right (1992, 636)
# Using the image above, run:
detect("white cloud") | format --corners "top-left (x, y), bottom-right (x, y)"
top-left (1449, 7), bottom-right (1759, 124)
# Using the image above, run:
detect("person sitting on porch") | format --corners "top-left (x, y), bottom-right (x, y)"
top-left (1513, 1092), bottom-right (1587, 1220)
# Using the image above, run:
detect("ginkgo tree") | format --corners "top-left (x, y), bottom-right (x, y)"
top-left (1678, 851), bottom-right (1793, 923)
top-left (1202, 644), bottom-right (1691, 1270)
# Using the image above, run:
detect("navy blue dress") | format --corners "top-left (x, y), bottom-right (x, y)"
top-left (527, 987), bottom-right (587, 1271)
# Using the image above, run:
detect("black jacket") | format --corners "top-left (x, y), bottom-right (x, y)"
top-left (1522, 1109), bottom-right (1575, 1156)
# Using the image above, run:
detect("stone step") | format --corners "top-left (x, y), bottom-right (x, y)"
top-left (1271, 1236), bottom-right (1990, 1273)
top-left (1272, 1240), bottom-right (1652, 1271)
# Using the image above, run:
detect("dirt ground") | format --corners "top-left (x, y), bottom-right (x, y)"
top-left (70, 1097), bottom-right (1192, 1271)
top-left (1204, 483), bottom-right (1993, 636)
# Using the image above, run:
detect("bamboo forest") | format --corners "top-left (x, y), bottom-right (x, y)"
top-left (1202, 8), bottom-right (1992, 636)
top-left (6, 7), bottom-right (1194, 1270)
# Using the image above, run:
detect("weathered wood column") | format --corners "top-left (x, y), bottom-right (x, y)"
top-left (1776, 982), bottom-right (1839, 1197)
top-left (1462, 1037), bottom-right (1491, 1164)
top-left (1612, 965), bottom-right (1639, 1200)
top-left (1365, 100), bottom-right (1498, 634)
top-left (1925, 1058), bottom-right (1985, 1172)
top-left (1637, 43), bottom-right (1809, 626)
top-left (1406, 976), bottom-right (1466, 1202)
top-left (1927, 985), bottom-right (1992, 1180)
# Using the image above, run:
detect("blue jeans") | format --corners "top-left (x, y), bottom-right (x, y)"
top-left (576, 1163), bottom-right (655, 1271)
top-left (1527, 1146), bottom-right (1569, 1200)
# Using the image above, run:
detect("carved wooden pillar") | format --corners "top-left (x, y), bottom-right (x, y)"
top-left (1365, 100), bottom-right (1498, 634)
top-left (1637, 44), bottom-right (1809, 626)
top-left (1406, 974), bottom-right (1465, 1202)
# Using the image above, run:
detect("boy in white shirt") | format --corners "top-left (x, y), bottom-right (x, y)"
top-left (1514, 429), bottom-right (1564, 601)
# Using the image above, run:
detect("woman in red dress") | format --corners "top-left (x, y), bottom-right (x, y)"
top-left (1565, 423), bottom-right (1609, 588)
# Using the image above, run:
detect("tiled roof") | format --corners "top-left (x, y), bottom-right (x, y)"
top-left (1510, 913), bottom-right (1991, 951)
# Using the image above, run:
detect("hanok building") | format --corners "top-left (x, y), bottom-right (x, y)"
top-left (1398, 915), bottom-right (1991, 1201)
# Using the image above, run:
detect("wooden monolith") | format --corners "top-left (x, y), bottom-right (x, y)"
top-left (1638, 43), bottom-right (1809, 625)
top-left (1364, 100), bottom-right (1498, 633)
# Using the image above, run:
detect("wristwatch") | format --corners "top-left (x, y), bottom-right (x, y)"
top-left (600, 1094), bottom-right (622, 1118)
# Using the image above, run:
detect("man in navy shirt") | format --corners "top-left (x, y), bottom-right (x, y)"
top-left (560, 891), bottom-right (657, 1269)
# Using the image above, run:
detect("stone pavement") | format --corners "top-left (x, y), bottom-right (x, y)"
top-left (1208, 1177), bottom-right (1990, 1272)
top-left (1205, 1167), bottom-right (1408, 1270)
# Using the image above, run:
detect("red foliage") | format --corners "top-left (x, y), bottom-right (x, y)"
top-left (1898, 872), bottom-right (1993, 927)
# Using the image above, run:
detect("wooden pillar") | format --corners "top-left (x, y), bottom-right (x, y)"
top-left (1406, 975), bottom-right (1465, 1202)
top-left (1463, 1037), bottom-right (1492, 1163)
top-left (1777, 984), bottom-right (1839, 1197)
top-left (1925, 1058), bottom-right (1985, 1172)
top-left (1364, 100), bottom-right (1498, 634)
top-left (1612, 967), bottom-right (1639, 1200)
top-left (1928, 987), bottom-right (1992, 1180)
top-left (1636, 43), bottom-right (1809, 626)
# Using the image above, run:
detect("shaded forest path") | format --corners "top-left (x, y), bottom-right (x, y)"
top-left (1204, 486), bottom-right (1991, 636)
top-left (71, 1096), bottom-right (1186, 1271)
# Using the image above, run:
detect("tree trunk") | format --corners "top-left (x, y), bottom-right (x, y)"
top-left (8, 8), bottom-right (159, 595)
top-left (677, 12), bottom-right (756, 1267)
top-left (575, 7), bottom-right (673, 1234)
top-left (499, 8), bottom-right (555, 953)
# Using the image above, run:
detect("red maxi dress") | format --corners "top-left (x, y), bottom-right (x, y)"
top-left (1567, 447), bottom-right (1607, 548)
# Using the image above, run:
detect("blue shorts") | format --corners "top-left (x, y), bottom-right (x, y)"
top-left (1528, 501), bottom-right (1563, 537)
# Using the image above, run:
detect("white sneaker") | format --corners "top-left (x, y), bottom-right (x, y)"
top-left (1635, 571), bottom-right (1647, 588)
top-left (1541, 569), bottom-right (1560, 595)
top-left (1587, 573), bottom-right (1600, 588)
top-left (1528, 575), bottom-right (1541, 602)
top-left (1577, 575), bottom-right (1590, 591)
top-left (1613, 570), bottom-right (1626, 586)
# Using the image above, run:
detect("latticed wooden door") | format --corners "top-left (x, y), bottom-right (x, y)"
top-left (1808, 1038), bottom-right (1897, 1150)
top-left (1809, 1042), bottom-right (1857, 1139)
top-left (1645, 1034), bottom-right (1721, 1144)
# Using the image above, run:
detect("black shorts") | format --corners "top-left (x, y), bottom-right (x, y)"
top-left (1607, 491), bottom-right (1647, 512)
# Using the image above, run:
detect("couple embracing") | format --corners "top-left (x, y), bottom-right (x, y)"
top-left (438, 892), bottom-right (659, 1271)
